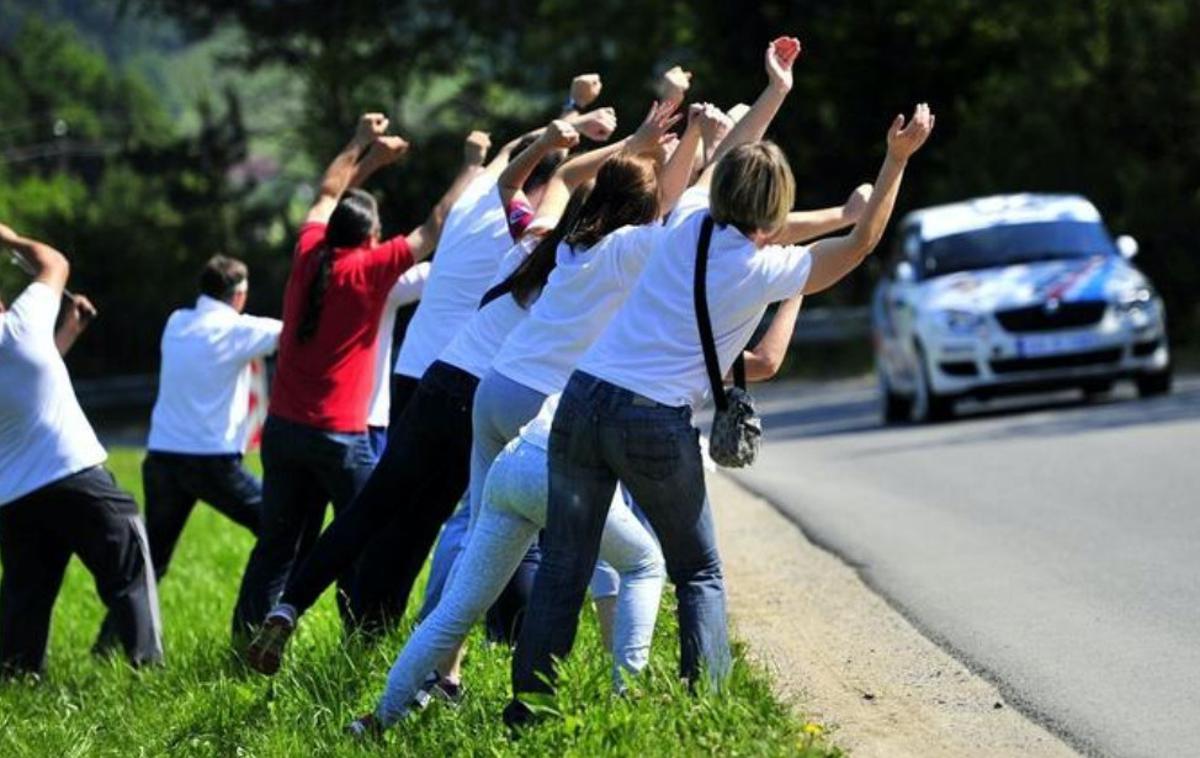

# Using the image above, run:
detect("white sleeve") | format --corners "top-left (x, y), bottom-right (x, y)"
top-left (5, 282), bottom-right (61, 343)
top-left (387, 261), bottom-right (431, 308)
top-left (760, 245), bottom-right (813, 303)
top-left (666, 186), bottom-right (710, 230)
top-left (230, 315), bottom-right (283, 361)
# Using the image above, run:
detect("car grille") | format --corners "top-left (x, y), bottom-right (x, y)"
top-left (995, 301), bottom-right (1107, 333)
top-left (989, 348), bottom-right (1122, 375)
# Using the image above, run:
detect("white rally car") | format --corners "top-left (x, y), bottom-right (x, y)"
top-left (872, 193), bottom-right (1172, 423)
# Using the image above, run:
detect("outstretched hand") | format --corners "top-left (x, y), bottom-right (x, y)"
top-left (543, 119), bottom-right (581, 150)
top-left (354, 113), bottom-right (390, 146)
top-left (693, 103), bottom-right (733, 147)
top-left (570, 74), bottom-right (603, 109)
top-left (463, 131), bottom-right (492, 166)
top-left (886, 103), bottom-right (936, 161)
top-left (0, 222), bottom-right (18, 245)
top-left (627, 100), bottom-right (682, 155)
top-left (573, 107), bottom-right (617, 142)
top-left (765, 36), bottom-right (802, 92)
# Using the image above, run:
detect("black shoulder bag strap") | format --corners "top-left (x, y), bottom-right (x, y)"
top-left (694, 215), bottom-right (746, 410)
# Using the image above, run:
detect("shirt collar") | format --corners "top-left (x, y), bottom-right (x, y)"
top-left (195, 294), bottom-right (237, 315)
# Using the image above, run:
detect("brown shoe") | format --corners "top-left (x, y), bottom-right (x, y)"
top-left (246, 613), bottom-right (295, 675)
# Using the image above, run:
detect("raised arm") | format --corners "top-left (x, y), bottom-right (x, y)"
top-left (305, 113), bottom-right (389, 224)
top-left (803, 104), bottom-right (935, 295)
top-left (406, 131), bottom-right (494, 261)
top-left (499, 119), bottom-right (580, 216)
top-left (54, 293), bottom-right (97, 356)
top-left (698, 37), bottom-right (800, 189)
top-left (657, 103), bottom-right (709, 216)
top-left (770, 184), bottom-right (873, 245)
top-left (0, 223), bottom-right (69, 294)
top-left (742, 292), bottom-right (804, 381)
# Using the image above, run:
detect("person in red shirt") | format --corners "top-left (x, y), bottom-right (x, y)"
top-left (231, 113), bottom-right (490, 639)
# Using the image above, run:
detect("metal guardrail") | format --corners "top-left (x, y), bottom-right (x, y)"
top-left (74, 307), bottom-right (872, 410)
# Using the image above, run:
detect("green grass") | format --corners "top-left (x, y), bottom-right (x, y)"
top-left (0, 448), bottom-right (840, 757)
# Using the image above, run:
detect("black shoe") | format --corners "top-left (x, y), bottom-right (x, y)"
top-left (502, 698), bottom-right (537, 734)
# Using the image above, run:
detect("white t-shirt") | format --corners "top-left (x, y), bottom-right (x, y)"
top-left (438, 236), bottom-right (538, 379)
top-left (492, 224), bottom-right (659, 396)
top-left (518, 392), bottom-right (559, 451)
top-left (0, 283), bottom-right (107, 506)
top-left (368, 262), bottom-right (430, 427)
top-left (578, 187), bottom-right (812, 409)
top-left (147, 295), bottom-right (283, 454)
top-left (393, 174), bottom-right (513, 379)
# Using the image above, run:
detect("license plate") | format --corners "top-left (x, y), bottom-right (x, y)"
top-left (1017, 333), bottom-right (1103, 357)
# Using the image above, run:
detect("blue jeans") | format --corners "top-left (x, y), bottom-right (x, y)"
top-left (231, 415), bottom-right (375, 637)
top-left (377, 436), bottom-right (663, 725)
top-left (510, 371), bottom-right (731, 701)
top-left (416, 501), bottom-right (470, 621)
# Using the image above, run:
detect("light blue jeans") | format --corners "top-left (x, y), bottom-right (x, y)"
top-left (375, 437), bottom-right (665, 725)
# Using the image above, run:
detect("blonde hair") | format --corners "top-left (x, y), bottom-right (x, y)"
top-left (710, 141), bottom-right (795, 236)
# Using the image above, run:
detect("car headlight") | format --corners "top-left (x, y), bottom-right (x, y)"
top-left (935, 309), bottom-right (988, 336)
top-left (1115, 287), bottom-right (1154, 314)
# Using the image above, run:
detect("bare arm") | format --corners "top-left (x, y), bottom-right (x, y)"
top-left (54, 293), bottom-right (96, 356)
top-left (697, 37), bottom-right (800, 189)
top-left (770, 184), bottom-right (873, 245)
top-left (0, 223), bottom-right (69, 294)
top-left (305, 113), bottom-right (389, 224)
top-left (499, 119), bottom-right (581, 219)
top-left (804, 104), bottom-right (935, 295)
top-left (657, 105), bottom-right (707, 217)
top-left (741, 292), bottom-right (804, 381)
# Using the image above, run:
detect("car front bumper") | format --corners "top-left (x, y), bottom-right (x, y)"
top-left (920, 306), bottom-right (1169, 397)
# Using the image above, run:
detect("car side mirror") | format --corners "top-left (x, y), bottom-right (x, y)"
top-left (895, 260), bottom-right (916, 283)
top-left (1116, 235), bottom-right (1139, 259)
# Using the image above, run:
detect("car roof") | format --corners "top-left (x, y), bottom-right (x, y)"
top-left (904, 193), bottom-right (1102, 240)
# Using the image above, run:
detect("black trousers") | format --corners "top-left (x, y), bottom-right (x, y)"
top-left (231, 416), bottom-right (376, 638)
top-left (95, 451), bottom-right (262, 651)
top-left (279, 361), bottom-right (478, 635)
top-left (0, 466), bottom-right (162, 676)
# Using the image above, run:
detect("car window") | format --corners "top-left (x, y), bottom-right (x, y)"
top-left (919, 221), bottom-right (1116, 278)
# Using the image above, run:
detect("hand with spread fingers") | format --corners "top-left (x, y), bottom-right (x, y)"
top-left (626, 100), bottom-right (683, 156)
top-left (886, 102), bottom-right (936, 161)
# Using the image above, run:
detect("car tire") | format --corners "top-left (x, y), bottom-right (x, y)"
top-left (1136, 365), bottom-right (1173, 398)
top-left (911, 342), bottom-right (955, 423)
top-left (879, 370), bottom-right (912, 424)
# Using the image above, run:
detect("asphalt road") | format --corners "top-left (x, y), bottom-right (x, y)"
top-left (725, 374), bottom-right (1200, 758)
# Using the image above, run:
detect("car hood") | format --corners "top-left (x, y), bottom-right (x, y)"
top-left (916, 256), bottom-right (1147, 313)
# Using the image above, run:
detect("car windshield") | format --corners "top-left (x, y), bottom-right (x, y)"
top-left (919, 221), bottom-right (1116, 278)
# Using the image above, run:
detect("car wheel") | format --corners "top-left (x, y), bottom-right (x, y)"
top-left (911, 342), bottom-right (955, 423)
top-left (879, 369), bottom-right (912, 424)
top-left (1136, 365), bottom-right (1173, 398)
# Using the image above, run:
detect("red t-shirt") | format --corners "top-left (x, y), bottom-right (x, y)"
top-left (270, 222), bottom-right (414, 432)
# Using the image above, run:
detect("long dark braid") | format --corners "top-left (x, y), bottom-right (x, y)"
top-left (297, 189), bottom-right (379, 343)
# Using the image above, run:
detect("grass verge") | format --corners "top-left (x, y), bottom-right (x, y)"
top-left (0, 448), bottom-right (841, 757)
